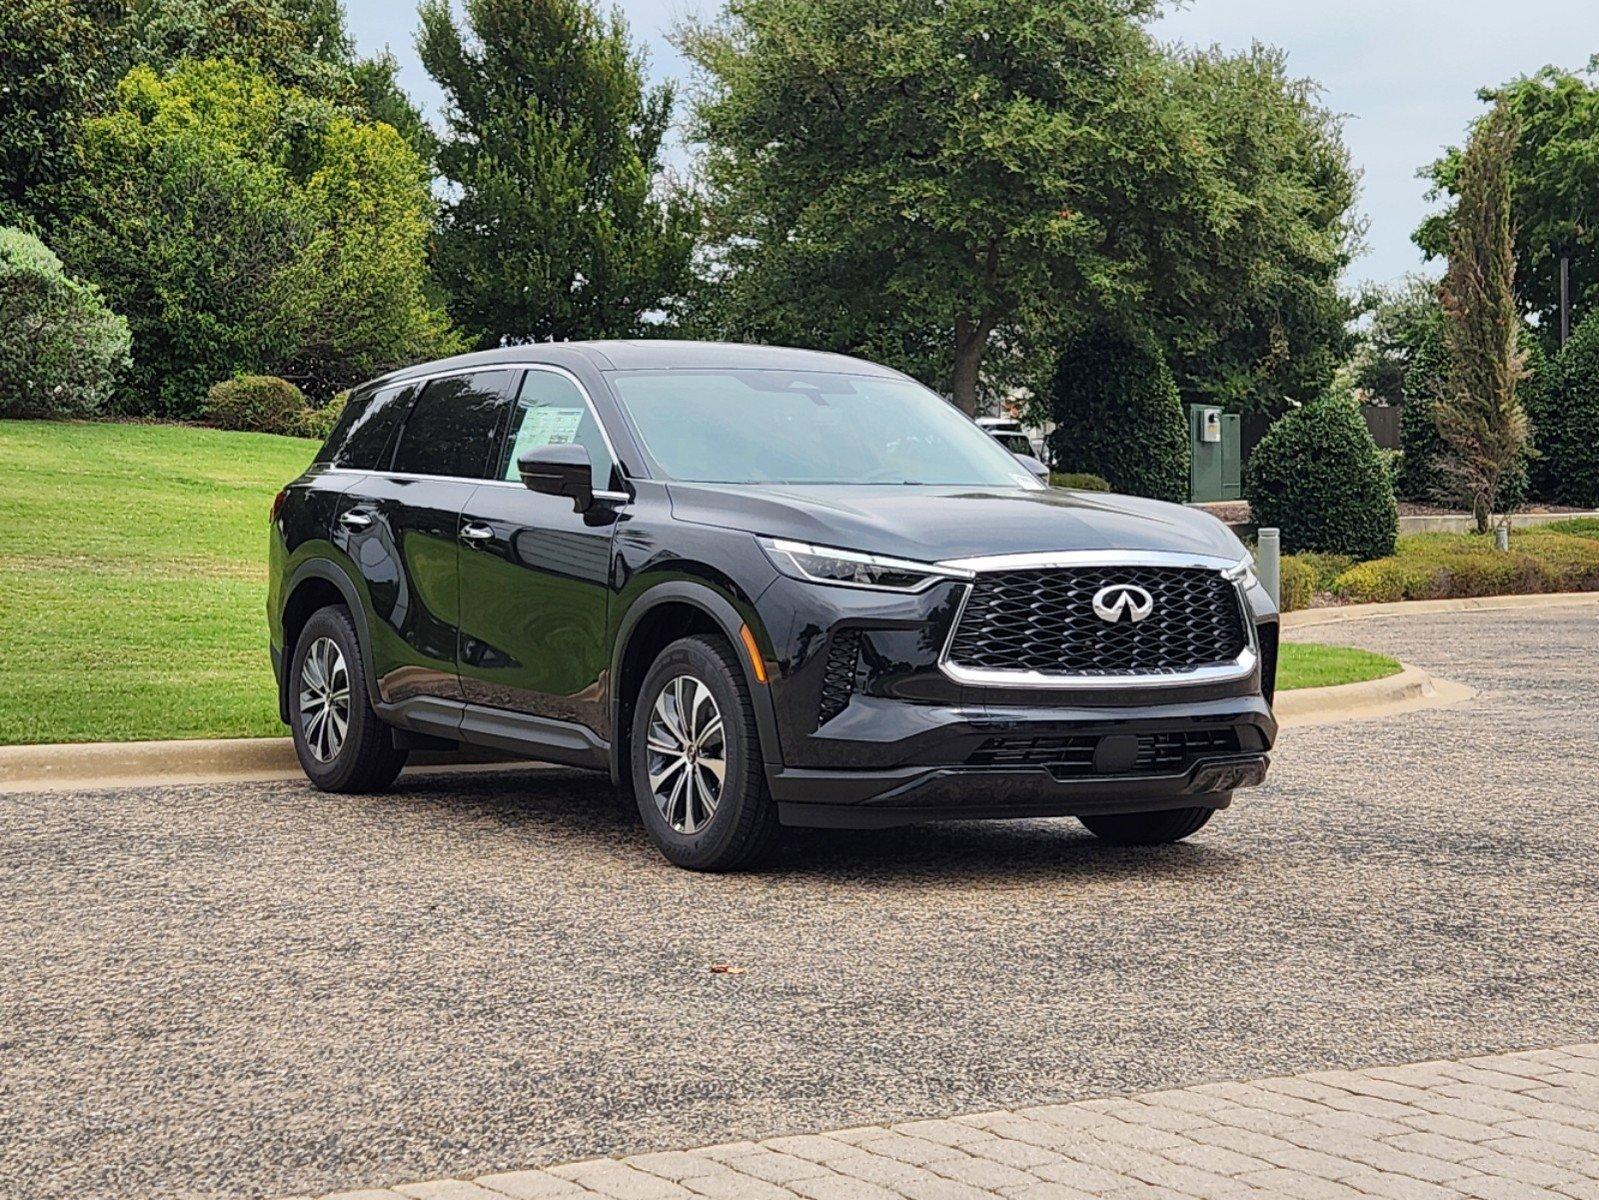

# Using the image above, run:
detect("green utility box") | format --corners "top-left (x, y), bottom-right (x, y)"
top-left (1188, 404), bottom-right (1241, 502)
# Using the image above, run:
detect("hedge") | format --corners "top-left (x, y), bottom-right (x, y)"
top-left (1529, 313), bottom-right (1599, 506)
top-left (1049, 472), bottom-right (1111, 492)
top-left (1044, 328), bottom-right (1190, 503)
top-left (1331, 523), bottom-right (1599, 604)
top-left (203, 375), bottom-right (309, 436)
top-left (0, 226), bottom-right (130, 418)
top-left (1244, 394), bottom-right (1398, 562)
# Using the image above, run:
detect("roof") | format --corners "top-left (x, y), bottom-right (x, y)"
top-left (373, 340), bottom-right (905, 388)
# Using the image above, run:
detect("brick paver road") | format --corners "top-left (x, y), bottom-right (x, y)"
top-left (4, 602), bottom-right (1597, 1199)
top-left (290, 1044), bottom-right (1599, 1200)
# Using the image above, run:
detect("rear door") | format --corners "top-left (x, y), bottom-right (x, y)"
top-left (456, 367), bottom-right (623, 734)
top-left (332, 369), bottom-right (516, 705)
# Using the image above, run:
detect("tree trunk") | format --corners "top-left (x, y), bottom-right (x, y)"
top-left (951, 314), bottom-right (990, 416)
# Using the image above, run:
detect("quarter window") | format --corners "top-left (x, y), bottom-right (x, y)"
top-left (497, 370), bottom-right (614, 491)
top-left (389, 371), bottom-right (514, 478)
top-left (317, 383), bottom-right (416, 469)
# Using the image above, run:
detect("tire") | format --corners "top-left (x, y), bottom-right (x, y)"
top-left (288, 606), bottom-right (408, 793)
top-left (1077, 804), bottom-right (1217, 845)
top-left (629, 634), bottom-right (781, 871)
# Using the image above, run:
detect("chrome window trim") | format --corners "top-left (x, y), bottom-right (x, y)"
top-left (935, 550), bottom-right (1259, 690)
top-left (321, 465), bottom-right (632, 505)
top-left (348, 361), bottom-right (628, 487)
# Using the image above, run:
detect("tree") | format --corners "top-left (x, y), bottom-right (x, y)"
top-left (1433, 104), bottom-right (1530, 533)
top-left (0, 0), bottom-right (131, 225)
top-left (419, 0), bottom-right (698, 347)
top-left (681, 2), bottom-right (1362, 414)
top-left (58, 60), bottom-right (458, 415)
top-left (1529, 310), bottom-right (1599, 506)
top-left (1416, 60), bottom-right (1599, 338)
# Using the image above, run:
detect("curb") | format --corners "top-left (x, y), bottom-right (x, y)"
top-left (1275, 663), bottom-right (1473, 728)
top-left (1281, 590), bottom-right (1599, 630)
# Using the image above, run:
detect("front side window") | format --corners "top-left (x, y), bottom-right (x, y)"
top-left (389, 371), bottom-right (514, 478)
top-left (497, 370), bottom-right (614, 490)
top-left (317, 383), bottom-right (416, 469)
top-left (607, 369), bottom-right (1040, 488)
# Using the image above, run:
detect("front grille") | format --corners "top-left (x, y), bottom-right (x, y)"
top-left (945, 566), bottom-right (1248, 678)
top-left (967, 729), bottom-right (1241, 776)
top-left (817, 630), bottom-right (862, 726)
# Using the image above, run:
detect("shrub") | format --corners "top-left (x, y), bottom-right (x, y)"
top-left (1331, 528), bottom-right (1599, 603)
top-left (1244, 394), bottom-right (1398, 561)
top-left (298, 390), bottom-right (349, 440)
top-left (1397, 329), bottom-right (1448, 500)
top-left (1049, 472), bottom-right (1111, 492)
top-left (204, 375), bottom-right (308, 435)
top-left (1278, 555), bottom-right (1316, 612)
top-left (1528, 311), bottom-right (1599, 506)
top-left (0, 226), bottom-right (130, 418)
top-left (1045, 328), bottom-right (1190, 503)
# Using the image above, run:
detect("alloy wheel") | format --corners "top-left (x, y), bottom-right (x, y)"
top-left (298, 636), bottom-right (350, 763)
top-left (646, 674), bottom-right (726, 835)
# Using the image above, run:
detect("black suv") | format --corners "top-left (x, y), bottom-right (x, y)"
top-left (269, 341), bottom-right (1277, 870)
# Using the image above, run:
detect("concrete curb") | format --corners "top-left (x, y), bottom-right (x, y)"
top-left (1281, 590), bottom-right (1599, 630)
top-left (12, 592), bottom-right (1587, 791)
top-left (1275, 663), bottom-right (1473, 728)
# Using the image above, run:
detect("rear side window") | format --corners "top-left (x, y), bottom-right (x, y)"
top-left (390, 371), bottom-right (514, 478)
top-left (317, 383), bottom-right (416, 468)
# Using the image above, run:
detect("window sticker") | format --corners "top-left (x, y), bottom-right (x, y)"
top-left (511, 406), bottom-right (583, 456)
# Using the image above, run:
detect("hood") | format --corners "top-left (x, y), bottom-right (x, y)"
top-left (665, 483), bottom-right (1247, 564)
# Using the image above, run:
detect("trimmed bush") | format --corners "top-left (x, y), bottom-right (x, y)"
top-left (299, 389), bottom-right (349, 440)
top-left (1048, 472), bottom-right (1111, 492)
top-left (1397, 330), bottom-right (1448, 501)
top-left (204, 375), bottom-right (308, 436)
top-left (1528, 312), bottom-right (1599, 506)
top-left (1331, 526), bottom-right (1599, 604)
top-left (0, 226), bottom-right (130, 418)
top-left (1045, 328), bottom-right (1190, 503)
top-left (1244, 394), bottom-right (1398, 561)
top-left (1278, 555), bottom-right (1316, 612)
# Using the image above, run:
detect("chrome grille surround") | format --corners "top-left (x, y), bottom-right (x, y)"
top-left (935, 550), bottom-right (1258, 690)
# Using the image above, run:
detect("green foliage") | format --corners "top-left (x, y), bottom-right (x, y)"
top-left (1417, 61), bottom-right (1599, 335)
top-left (1245, 393), bottom-right (1398, 561)
top-left (57, 60), bottom-right (457, 417)
top-left (0, 0), bottom-right (130, 224)
top-left (1044, 328), bottom-right (1190, 503)
top-left (1049, 472), bottom-right (1112, 492)
top-left (299, 388), bottom-right (348, 440)
top-left (1353, 277), bottom-right (1445, 408)
top-left (204, 374), bottom-right (308, 435)
top-left (0, 226), bottom-right (130, 418)
top-left (682, 5), bottom-right (1360, 413)
top-left (1434, 104), bottom-right (1529, 532)
top-left (1332, 527), bottom-right (1599, 604)
top-left (1278, 555), bottom-right (1316, 612)
top-left (419, 0), bottom-right (697, 347)
top-left (1531, 310), bottom-right (1599, 506)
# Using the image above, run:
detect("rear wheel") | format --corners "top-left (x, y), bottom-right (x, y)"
top-left (630, 634), bottom-right (780, 871)
top-left (289, 606), bottom-right (408, 792)
top-left (1077, 804), bottom-right (1217, 845)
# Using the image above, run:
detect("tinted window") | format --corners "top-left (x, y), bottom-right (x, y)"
top-left (497, 370), bottom-right (614, 490)
top-left (390, 371), bottom-right (514, 478)
top-left (608, 370), bottom-right (1040, 488)
top-left (317, 383), bottom-right (416, 468)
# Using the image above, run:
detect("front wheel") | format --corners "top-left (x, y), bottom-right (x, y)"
top-left (289, 606), bottom-right (408, 793)
top-left (1077, 804), bottom-right (1217, 845)
top-left (630, 635), bottom-right (780, 871)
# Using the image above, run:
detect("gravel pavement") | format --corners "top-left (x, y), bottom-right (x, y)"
top-left (3, 604), bottom-right (1597, 1200)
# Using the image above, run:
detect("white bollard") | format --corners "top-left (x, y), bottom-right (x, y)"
top-left (1256, 527), bottom-right (1281, 608)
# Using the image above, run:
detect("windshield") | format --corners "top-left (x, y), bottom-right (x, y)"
top-left (607, 369), bottom-right (1042, 487)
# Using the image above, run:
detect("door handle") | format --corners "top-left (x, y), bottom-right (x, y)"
top-left (460, 522), bottom-right (494, 542)
top-left (338, 510), bottom-right (373, 530)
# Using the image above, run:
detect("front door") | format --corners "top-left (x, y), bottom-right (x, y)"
top-left (456, 368), bottom-right (622, 735)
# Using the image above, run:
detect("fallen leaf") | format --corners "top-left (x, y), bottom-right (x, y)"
top-left (709, 963), bottom-right (747, 975)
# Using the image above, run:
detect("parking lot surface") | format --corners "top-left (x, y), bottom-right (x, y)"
top-left (3, 604), bottom-right (1597, 1199)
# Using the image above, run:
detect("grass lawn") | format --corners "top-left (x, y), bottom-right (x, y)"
top-left (0, 419), bottom-right (318, 744)
top-left (0, 418), bottom-right (1400, 744)
top-left (1276, 643), bottom-right (1402, 691)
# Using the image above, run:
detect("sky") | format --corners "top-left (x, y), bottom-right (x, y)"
top-left (343, 0), bottom-right (1599, 293)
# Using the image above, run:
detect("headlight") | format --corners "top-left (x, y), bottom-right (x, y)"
top-left (758, 538), bottom-right (973, 593)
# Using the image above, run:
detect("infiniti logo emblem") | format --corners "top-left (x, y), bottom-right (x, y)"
top-left (1092, 584), bottom-right (1155, 624)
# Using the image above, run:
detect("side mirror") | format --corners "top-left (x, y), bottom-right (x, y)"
top-left (1014, 452), bottom-right (1050, 482)
top-left (518, 443), bottom-right (593, 512)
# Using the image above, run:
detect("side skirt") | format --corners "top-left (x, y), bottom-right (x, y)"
top-left (376, 695), bottom-right (610, 773)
